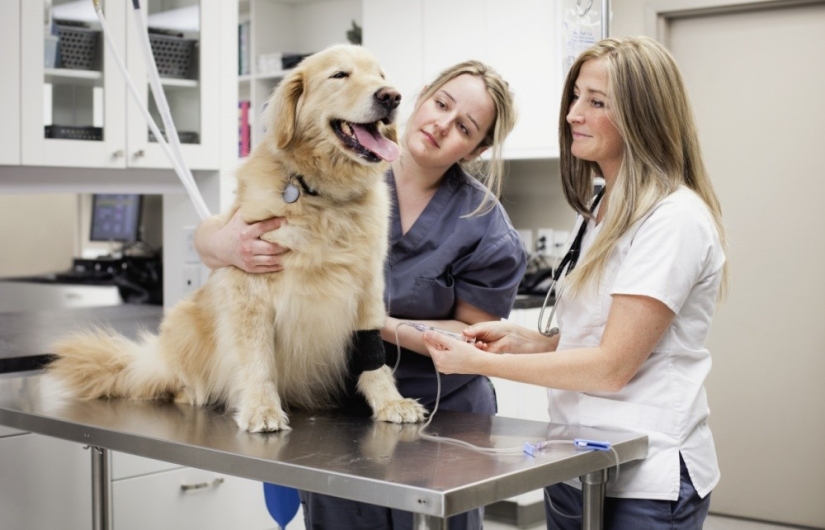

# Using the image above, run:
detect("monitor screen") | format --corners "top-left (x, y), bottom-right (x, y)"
top-left (89, 194), bottom-right (143, 242)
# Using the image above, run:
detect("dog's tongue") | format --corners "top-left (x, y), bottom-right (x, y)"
top-left (352, 124), bottom-right (400, 162)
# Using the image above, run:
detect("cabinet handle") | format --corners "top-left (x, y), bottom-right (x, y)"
top-left (133, 149), bottom-right (145, 158)
top-left (112, 150), bottom-right (124, 158)
top-left (180, 476), bottom-right (225, 492)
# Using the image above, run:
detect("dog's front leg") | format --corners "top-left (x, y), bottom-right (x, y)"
top-left (352, 330), bottom-right (427, 424)
top-left (232, 301), bottom-right (290, 433)
top-left (357, 365), bottom-right (428, 424)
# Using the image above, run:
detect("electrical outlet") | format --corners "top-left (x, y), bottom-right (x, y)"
top-left (516, 229), bottom-right (533, 255)
top-left (184, 226), bottom-right (200, 264)
top-left (182, 265), bottom-right (200, 296)
top-left (536, 228), bottom-right (555, 256)
top-left (552, 230), bottom-right (571, 259)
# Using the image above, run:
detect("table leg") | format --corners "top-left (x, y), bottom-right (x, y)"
top-left (581, 467), bottom-right (609, 530)
top-left (90, 446), bottom-right (112, 530)
top-left (412, 513), bottom-right (448, 529)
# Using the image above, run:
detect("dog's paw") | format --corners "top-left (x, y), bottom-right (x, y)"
top-left (373, 398), bottom-right (428, 424)
top-left (236, 405), bottom-right (291, 433)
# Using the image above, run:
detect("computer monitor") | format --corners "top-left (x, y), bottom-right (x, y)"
top-left (89, 194), bottom-right (143, 243)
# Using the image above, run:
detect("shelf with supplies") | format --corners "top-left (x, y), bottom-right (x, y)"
top-left (236, 0), bottom-right (363, 158)
top-left (13, 0), bottom-right (222, 170)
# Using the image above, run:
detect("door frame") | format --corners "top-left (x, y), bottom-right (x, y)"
top-left (645, 0), bottom-right (825, 40)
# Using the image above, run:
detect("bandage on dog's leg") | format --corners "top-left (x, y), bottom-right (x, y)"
top-left (351, 329), bottom-right (427, 424)
top-left (350, 329), bottom-right (385, 373)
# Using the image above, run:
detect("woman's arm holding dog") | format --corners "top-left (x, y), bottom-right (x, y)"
top-left (194, 210), bottom-right (288, 272)
top-left (381, 299), bottom-right (498, 357)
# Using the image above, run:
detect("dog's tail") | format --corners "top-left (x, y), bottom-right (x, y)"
top-left (48, 328), bottom-right (179, 401)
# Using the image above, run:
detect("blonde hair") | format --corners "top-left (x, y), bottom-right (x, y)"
top-left (559, 36), bottom-right (728, 299)
top-left (413, 60), bottom-right (518, 216)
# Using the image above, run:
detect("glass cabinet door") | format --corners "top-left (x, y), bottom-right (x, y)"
top-left (21, 0), bottom-right (127, 167)
top-left (20, 0), bottom-right (221, 170)
top-left (126, 0), bottom-right (220, 170)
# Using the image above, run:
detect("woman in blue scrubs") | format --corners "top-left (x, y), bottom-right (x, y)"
top-left (195, 60), bottom-right (527, 530)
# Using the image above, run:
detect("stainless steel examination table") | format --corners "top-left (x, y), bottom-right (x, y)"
top-left (0, 306), bottom-right (647, 530)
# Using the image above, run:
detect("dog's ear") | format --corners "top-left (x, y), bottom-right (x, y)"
top-left (268, 69), bottom-right (305, 149)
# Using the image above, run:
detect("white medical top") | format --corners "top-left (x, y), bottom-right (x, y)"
top-left (550, 186), bottom-right (725, 500)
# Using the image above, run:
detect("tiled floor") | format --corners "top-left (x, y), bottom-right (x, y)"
top-left (483, 513), bottom-right (799, 530)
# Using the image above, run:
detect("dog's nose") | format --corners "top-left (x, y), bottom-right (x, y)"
top-left (375, 87), bottom-right (401, 111)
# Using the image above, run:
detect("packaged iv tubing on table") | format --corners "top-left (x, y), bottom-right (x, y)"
top-left (91, 0), bottom-right (210, 221)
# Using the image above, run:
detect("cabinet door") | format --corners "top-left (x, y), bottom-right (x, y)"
top-left (113, 467), bottom-right (275, 530)
top-left (125, 0), bottom-right (221, 170)
top-left (0, 0), bottom-right (20, 165)
top-left (112, 450), bottom-right (183, 480)
top-left (363, 0), bottom-right (561, 160)
top-left (0, 433), bottom-right (92, 530)
top-left (493, 307), bottom-right (550, 421)
top-left (421, 0), bottom-right (486, 83)
top-left (20, 0), bottom-right (128, 168)
top-left (486, 0), bottom-right (560, 159)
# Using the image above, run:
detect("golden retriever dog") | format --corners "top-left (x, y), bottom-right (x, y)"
top-left (48, 44), bottom-right (427, 432)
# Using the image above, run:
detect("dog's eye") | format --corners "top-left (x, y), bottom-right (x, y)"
top-left (330, 71), bottom-right (349, 79)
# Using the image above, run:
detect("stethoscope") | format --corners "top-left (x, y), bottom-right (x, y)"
top-left (538, 187), bottom-right (605, 337)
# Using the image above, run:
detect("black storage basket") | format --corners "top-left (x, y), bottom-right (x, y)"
top-left (149, 33), bottom-right (197, 79)
top-left (45, 125), bottom-right (103, 141)
top-left (148, 129), bottom-right (200, 144)
top-left (54, 23), bottom-right (101, 70)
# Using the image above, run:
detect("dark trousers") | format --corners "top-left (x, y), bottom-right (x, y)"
top-left (544, 455), bottom-right (711, 530)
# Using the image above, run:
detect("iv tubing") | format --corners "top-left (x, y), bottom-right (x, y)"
top-left (92, 0), bottom-right (211, 221)
top-left (130, 0), bottom-right (199, 206)
top-left (394, 322), bottom-right (526, 455)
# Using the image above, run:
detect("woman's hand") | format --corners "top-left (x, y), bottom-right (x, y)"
top-left (194, 210), bottom-right (289, 273)
top-left (422, 331), bottom-right (492, 375)
top-left (465, 321), bottom-right (555, 354)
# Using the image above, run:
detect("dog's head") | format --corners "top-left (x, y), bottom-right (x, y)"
top-left (263, 44), bottom-right (400, 169)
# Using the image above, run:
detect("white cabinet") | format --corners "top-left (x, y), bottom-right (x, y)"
top-left (19, 0), bottom-right (222, 170)
top-left (237, 0), bottom-right (362, 152)
top-left (362, 0), bottom-right (561, 160)
top-left (125, 0), bottom-right (222, 170)
top-left (0, 432), bottom-right (275, 530)
top-left (485, 0), bottom-right (561, 159)
top-left (492, 306), bottom-right (550, 422)
top-left (0, 0), bottom-right (21, 165)
top-left (0, 433), bottom-right (93, 530)
top-left (113, 465), bottom-right (274, 530)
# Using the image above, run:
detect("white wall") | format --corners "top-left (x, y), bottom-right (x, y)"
top-left (0, 194), bottom-right (76, 277)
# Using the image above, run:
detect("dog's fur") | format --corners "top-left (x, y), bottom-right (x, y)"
top-left (48, 45), bottom-right (427, 432)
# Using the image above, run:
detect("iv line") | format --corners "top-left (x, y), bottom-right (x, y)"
top-left (92, 0), bottom-right (211, 221)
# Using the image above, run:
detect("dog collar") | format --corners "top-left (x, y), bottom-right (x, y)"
top-left (283, 174), bottom-right (319, 204)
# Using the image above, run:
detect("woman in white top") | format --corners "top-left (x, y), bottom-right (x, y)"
top-left (421, 36), bottom-right (729, 530)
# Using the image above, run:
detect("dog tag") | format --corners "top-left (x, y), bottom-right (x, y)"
top-left (282, 183), bottom-right (300, 204)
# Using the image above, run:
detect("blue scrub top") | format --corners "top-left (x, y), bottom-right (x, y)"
top-left (383, 164), bottom-right (527, 411)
